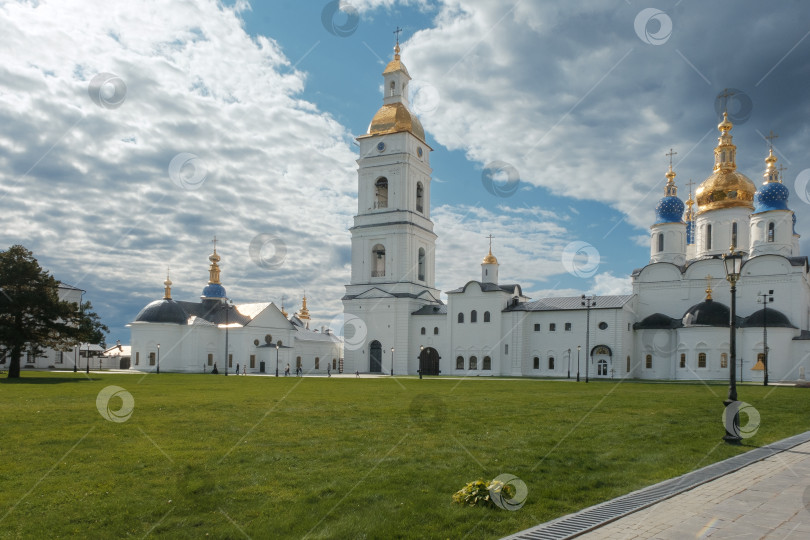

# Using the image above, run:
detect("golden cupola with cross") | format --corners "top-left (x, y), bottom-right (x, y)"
top-left (695, 112), bottom-right (757, 214)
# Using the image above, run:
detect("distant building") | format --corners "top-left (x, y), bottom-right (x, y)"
top-left (129, 245), bottom-right (342, 374)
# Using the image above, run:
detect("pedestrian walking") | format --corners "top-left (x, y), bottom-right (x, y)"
top-left (285, 363), bottom-right (290, 376)
top-left (236, 363), bottom-right (239, 375)
top-left (327, 364), bottom-right (331, 377)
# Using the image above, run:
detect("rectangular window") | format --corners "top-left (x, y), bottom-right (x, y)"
top-left (720, 353), bottom-right (728, 369)
top-left (533, 357), bottom-right (539, 369)
top-left (549, 323), bottom-right (556, 331)
top-left (149, 352), bottom-right (156, 366)
top-left (626, 355), bottom-right (630, 372)
top-left (136, 352), bottom-right (140, 365)
top-left (315, 357), bottom-right (320, 369)
top-left (534, 323), bottom-right (540, 331)
top-left (698, 353), bottom-right (707, 368)
top-left (504, 344), bottom-right (508, 355)
top-left (296, 357), bottom-right (302, 369)
top-left (548, 357), bottom-right (555, 370)
top-left (208, 353), bottom-right (213, 366)
top-left (250, 354), bottom-right (256, 369)
top-left (228, 354), bottom-right (233, 368)
top-left (564, 322), bottom-right (572, 331)
top-left (57, 351), bottom-right (63, 364)
top-left (645, 355), bottom-right (652, 369)
top-left (680, 353), bottom-right (686, 368)
top-left (333, 358), bottom-right (337, 369)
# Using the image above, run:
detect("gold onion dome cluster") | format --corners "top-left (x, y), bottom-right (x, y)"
top-left (482, 248), bottom-right (498, 265)
top-left (695, 112), bottom-right (757, 213)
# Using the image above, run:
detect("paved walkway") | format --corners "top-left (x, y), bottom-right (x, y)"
top-left (576, 439), bottom-right (810, 539)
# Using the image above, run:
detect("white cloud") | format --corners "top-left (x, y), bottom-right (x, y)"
top-left (591, 272), bottom-right (632, 296)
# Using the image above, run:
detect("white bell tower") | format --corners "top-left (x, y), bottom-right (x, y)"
top-left (342, 37), bottom-right (442, 375)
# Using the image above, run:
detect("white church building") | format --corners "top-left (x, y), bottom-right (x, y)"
top-left (129, 246), bottom-right (341, 375)
top-left (341, 42), bottom-right (810, 382)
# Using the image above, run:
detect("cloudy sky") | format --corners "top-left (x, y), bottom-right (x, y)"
top-left (2, 0), bottom-right (809, 345)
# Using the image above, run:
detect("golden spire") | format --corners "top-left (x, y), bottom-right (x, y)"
top-left (705, 274), bottom-right (713, 300)
top-left (280, 295), bottom-right (289, 318)
top-left (714, 112), bottom-right (737, 172)
top-left (393, 26), bottom-right (402, 59)
top-left (482, 234), bottom-right (498, 264)
top-left (684, 179), bottom-right (695, 219)
top-left (208, 237), bottom-right (221, 285)
top-left (163, 267), bottom-right (172, 300)
top-left (664, 148), bottom-right (678, 196)
top-left (297, 294), bottom-right (310, 321)
top-left (763, 131), bottom-right (780, 184)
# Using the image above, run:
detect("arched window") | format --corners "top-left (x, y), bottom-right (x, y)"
top-left (698, 353), bottom-right (707, 368)
top-left (731, 222), bottom-right (738, 248)
top-left (416, 182), bottom-right (424, 213)
top-left (389, 80), bottom-right (395, 97)
top-left (456, 356), bottom-right (464, 369)
top-left (433, 327), bottom-right (439, 335)
top-left (420, 327), bottom-right (426, 335)
top-left (296, 356), bottom-right (302, 369)
top-left (706, 224), bottom-right (712, 250)
top-left (548, 357), bottom-right (555, 370)
top-left (418, 248), bottom-right (425, 281)
top-left (533, 357), bottom-right (539, 369)
top-left (720, 353), bottom-right (728, 368)
top-left (626, 355), bottom-right (630, 371)
top-left (483, 311), bottom-right (491, 323)
top-left (470, 310), bottom-right (477, 323)
top-left (768, 222), bottom-right (775, 242)
top-left (457, 313), bottom-right (464, 323)
top-left (657, 232), bottom-right (664, 253)
top-left (374, 177), bottom-right (388, 209)
top-left (469, 356), bottom-right (478, 370)
top-left (483, 356), bottom-right (491, 370)
top-left (680, 353), bottom-right (686, 368)
top-left (645, 354), bottom-right (652, 369)
top-left (371, 244), bottom-right (385, 277)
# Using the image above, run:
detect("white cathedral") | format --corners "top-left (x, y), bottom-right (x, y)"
top-left (132, 42), bottom-right (810, 382)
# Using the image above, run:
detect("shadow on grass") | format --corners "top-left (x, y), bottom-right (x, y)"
top-left (1, 376), bottom-right (100, 384)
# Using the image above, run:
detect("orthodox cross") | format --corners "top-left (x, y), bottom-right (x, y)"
top-left (765, 130), bottom-right (779, 150)
top-left (685, 179), bottom-right (696, 198)
top-left (718, 88), bottom-right (736, 114)
top-left (705, 274), bottom-right (713, 300)
top-left (486, 233), bottom-right (494, 252)
top-left (212, 235), bottom-right (217, 251)
top-left (665, 148), bottom-right (677, 169)
top-left (393, 26), bottom-right (402, 46)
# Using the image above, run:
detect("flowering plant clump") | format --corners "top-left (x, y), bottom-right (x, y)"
top-left (452, 478), bottom-right (516, 508)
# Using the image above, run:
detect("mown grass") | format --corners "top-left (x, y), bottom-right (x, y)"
top-left (1, 372), bottom-right (808, 539)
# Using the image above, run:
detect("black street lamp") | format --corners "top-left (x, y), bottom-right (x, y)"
top-left (391, 347), bottom-right (395, 376)
top-left (221, 299), bottom-right (233, 376)
top-left (582, 295), bottom-right (596, 383)
top-left (757, 290), bottom-right (774, 386)
top-left (157, 343), bottom-right (160, 374)
top-left (275, 342), bottom-right (280, 377)
top-left (86, 342), bottom-right (90, 374)
top-left (576, 345), bottom-right (581, 382)
top-left (723, 245), bottom-right (744, 443)
top-left (567, 348), bottom-right (571, 379)
top-left (418, 345), bottom-right (424, 379)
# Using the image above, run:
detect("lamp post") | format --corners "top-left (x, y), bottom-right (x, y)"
top-left (567, 348), bottom-right (571, 379)
top-left (157, 343), bottom-right (160, 374)
top-left (391, 347), bottom-right (395, 376)
top-left (222, 299), bottom-right (232, 376)
top-left (576, 345), bottom-right (581, 382)
top-left (86, 342), bottom-right (90, 374)
top-left (757, 290), bottom-right (774, 386)
top-left (582, 295), bottom-right (595, 383)
top-left (722, 245), bottom-right (743, 443)
top-left (275, 343), bottom-right (280, 377)
top-left (419, 345), bottom-right (424, 379)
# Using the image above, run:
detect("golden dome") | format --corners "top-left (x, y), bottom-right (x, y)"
top-left (365, 102), bottom-right (425, 141)
top-left (695, 112), bottom-right (756, 213)
top-left (482, 249), bottom-right (498, 265)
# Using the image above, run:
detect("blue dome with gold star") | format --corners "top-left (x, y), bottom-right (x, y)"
top-left (654, 195), bottom-right (685, 224)
top-left (202, 283), bottom-right (227, 299)
top-left (754, 181), bottom-right (789, 213)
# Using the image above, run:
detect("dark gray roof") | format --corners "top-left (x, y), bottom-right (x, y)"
top-left (682, 299), bottom-right (737, 327)
top-left (446, 281), bottom-right (522, 295)
top-left (412, 304), bottom-right (447, 315)
top-left (176, 299), bottom-right (254, 326)
top-left (793, 330), bottom-right (810, 340)
top-left (506, 295), bottom-right (633, 312)
top-left (134, 299), bottom-right (189, 324)
top-left (634, 313), bottom-right (683, 330)
top-left (741, 307), bottom-right (796, 328)
top-left (58, 282), bottom-right (85, 292)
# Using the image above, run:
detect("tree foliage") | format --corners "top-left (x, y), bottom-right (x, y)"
top-left (0, 245), bottom-right (108, 378)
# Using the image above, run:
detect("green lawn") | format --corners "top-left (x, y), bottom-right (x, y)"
top-left (1, 372), bottom-right (808, 539)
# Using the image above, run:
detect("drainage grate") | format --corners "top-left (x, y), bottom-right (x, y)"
top-left (503, 430), bottom-right (810, 540)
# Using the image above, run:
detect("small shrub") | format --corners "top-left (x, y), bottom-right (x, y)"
top-left (452, 478), bottom-right (515, 508)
